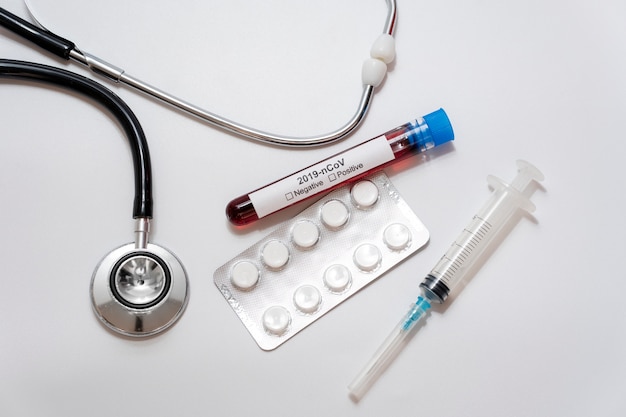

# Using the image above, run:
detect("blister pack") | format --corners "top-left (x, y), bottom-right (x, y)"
top-left (214, 171), bottom-right (429, 350)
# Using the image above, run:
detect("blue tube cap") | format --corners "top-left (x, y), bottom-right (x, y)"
top-left (423, 108), bottom-right (454, 146)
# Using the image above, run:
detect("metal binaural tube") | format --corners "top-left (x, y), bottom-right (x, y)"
top-left (3, 1), bottom-right (398, 147)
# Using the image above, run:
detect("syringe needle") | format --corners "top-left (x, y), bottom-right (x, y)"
top-left (348, 297), bottom-right (431, 401)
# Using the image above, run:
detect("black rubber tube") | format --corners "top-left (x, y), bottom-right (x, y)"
top-left (0, 59), bottom-right (153, 218)
top-left (0, 7), bottom-right (75, 59)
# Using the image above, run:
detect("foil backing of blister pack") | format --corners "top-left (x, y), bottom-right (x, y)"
top-left (214, 171), bottom-right (429, 350)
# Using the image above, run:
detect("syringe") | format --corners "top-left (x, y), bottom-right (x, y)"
top-left (348, 160), bottom-right (544, 401)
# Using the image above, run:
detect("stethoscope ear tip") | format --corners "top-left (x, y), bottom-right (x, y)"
top-left (90, 242), bottom-right (189, 338)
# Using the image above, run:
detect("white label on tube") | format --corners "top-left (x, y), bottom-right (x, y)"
top-left (249, 136), bottom-right (395, 219)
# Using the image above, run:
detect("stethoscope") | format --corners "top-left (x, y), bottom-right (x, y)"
top-left (1, 0), bottom-right (397, 146)
top-left (0, 59), bottom-right (189, 337)
top-left (0, 1), bottom-right (398, 337)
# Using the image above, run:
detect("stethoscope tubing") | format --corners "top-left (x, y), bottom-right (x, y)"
top-left (0, 58), bottom-right (153, 219)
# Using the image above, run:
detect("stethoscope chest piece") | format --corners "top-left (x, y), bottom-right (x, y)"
top-left (91, 242), bottom-right (189, 337)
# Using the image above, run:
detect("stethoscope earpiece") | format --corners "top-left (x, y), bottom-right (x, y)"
top-left (91, 241), bottom-right (189, 338)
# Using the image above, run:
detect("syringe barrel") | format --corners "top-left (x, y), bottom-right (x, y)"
top-left (420, 160), bottom-right (543, 303)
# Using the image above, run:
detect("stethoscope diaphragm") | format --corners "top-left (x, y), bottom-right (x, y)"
top-left (91, 243), bottom-right (189, 337)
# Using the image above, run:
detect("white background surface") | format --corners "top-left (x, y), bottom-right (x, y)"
top-left (1, 0), bottom-right (625, 416)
